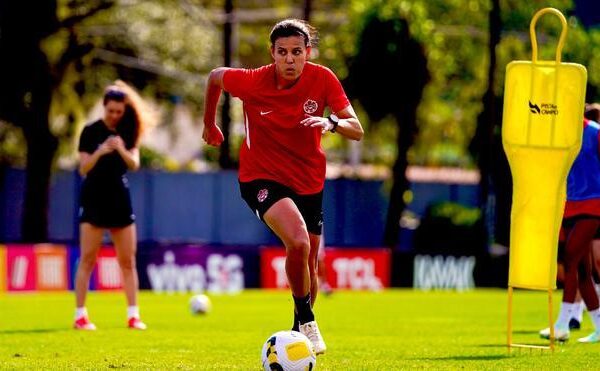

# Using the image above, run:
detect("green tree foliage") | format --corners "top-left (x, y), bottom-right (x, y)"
top-left (48, 0), bottom-right (221, 166)
top-left (345, 12), bottom-right (429, 247)
top-left (0, 0), bottom-right (115, 241)
top-left (332, 0), bottom-right (600, 167)
top-left (0, 0), bottom-right (220, 240)
top-left (498, 0), bottom-right (600, 101)
top-left (4, 1), bottom-right (600, 171)
top-left (3, 0), bottom-right (600, 242)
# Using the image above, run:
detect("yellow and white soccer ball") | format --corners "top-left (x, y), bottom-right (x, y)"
top-left (189, 294), bottom-right (211, 315)
top-left (261, 331), bottom-right (316, 371)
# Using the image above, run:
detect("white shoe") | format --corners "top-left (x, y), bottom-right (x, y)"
top-left (73, 316), bottom-right (96, 331)
top-left (539, 326), bottom-right (569, 341)
top-left (128, 317), bottom-right (147, 330)
top-left (299, 321), bottom-right (326, 355)
top-left (578, 331), bottom-right (600, 343)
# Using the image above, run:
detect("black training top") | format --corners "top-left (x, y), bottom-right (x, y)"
top-left (78, 120), bottom-right (129, 182)
top-left (78, 120), bottom-right (135, 228)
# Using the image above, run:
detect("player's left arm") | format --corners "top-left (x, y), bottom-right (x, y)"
top-left (300, 105), bottom-right (364, 141)
top-left (330, 105), bottom-right (364, 141)
top-left (301, 67), bottom-right (364, 141)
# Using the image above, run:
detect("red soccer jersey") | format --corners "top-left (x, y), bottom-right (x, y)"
top-left (223, 62), bottom-right (350, 194)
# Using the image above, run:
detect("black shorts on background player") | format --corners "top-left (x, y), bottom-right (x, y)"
top-left (78, 120), bottom-right (135, 228)
top-left (240, 179), bottom-right (323, 235)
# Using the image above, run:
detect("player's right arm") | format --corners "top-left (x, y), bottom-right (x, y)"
top-left (202, 67), bottom-right (230, 147)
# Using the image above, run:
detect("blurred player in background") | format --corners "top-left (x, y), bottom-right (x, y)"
top-left (555, 103), bottom-right (600, 330)
top-left (555, 230), bottom-right (585, 330)
top-left (74, 81), bottom-right (150, 331)
top-left (585, 104), bottom-right (600, 299)
top-left (202, 19), bottom-right (363, 354)
top-left (540, 104), bottom-right (600, 342)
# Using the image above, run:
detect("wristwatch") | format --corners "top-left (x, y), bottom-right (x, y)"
top-left (328, 114), bottom-right (339, 133)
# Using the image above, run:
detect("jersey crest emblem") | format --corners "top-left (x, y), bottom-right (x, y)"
top-left (257, 189), bottom-right (269, 203)
top-left (303, 99), bottom-right (318, 114)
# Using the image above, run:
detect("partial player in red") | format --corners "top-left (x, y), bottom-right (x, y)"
top-left (202, 19), bottom-right (363, 354)
top-left (555, 229), bottom-right (585, 330)
top-left (586, 104), bottom-right (600, 299)
top-left (553, 104), bottom-right (600, 331)
top-left (540, 104), bottom-right (600, 342)
top-left (74, 81), bottom-right (150, 330)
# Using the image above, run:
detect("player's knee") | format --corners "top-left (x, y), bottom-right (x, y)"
top-left (78, 254), bottom-right (97, 271)
top-left (286, 236), bottom-right (310, 260)
top-left (118, 256), bottom-right (136, 271)
top-left (564, 260), bottom-right (579, 272)
top-left (308, 265), bottom-right (318, 278)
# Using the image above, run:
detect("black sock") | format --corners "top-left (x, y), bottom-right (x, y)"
top-left (293, 293), bottom-right (314, 325)
top-left (292, 311), bottom-right (299, 331)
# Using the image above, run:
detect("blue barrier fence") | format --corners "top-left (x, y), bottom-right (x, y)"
top-left (0, 168), bottom-right (479, 248)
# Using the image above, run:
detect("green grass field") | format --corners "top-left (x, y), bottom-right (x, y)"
top-left (0, 289), bottom-right (598, 369)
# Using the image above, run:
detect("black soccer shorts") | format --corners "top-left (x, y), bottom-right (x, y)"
top-left (239, 179), bottom-right (323, 235)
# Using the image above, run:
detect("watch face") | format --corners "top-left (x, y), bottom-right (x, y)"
top-left (330, 114), bottom-right (339, 123)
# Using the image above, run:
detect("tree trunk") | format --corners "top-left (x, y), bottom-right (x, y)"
top-left (383, 152), bottom-right (410, 248)
top-left (219, 0), bottom-right (235, 169)
top-left (469, 0), bottom-right (503, 246)
top-left (21, 70), bottom-right (58, 242)
top-left (303, 0), bottom-right (312, 21)
top-left (22, 122), bottom-right (57, 242)
top-left (490, 131), bottom-right (512, 246)
top-left (472, 0), bottom-right (500, 202)
top-left (1, 0), bottom-right (113, 242)
top-left (383, 111), bottom-right (415, 248)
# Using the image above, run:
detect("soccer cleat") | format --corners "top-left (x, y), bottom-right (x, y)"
top-left (74, 316), bottom-right (96, 331)
top-left (568, 318), bottom-right (581, 330)
top-left (577, 331), bottom-right (600, 343)
top-left (539, 326), bottom-right (569, 341)
top-left (128, 317), bottom-right (147, 330)
top-left (299, 321), bottom-right (326, 355)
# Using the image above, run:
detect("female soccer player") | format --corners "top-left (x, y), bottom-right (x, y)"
top-left (202, 19), bottom-right (363, 354)
top-left (540, 109), bottom-right (600, 343)
top-left (74, 81), bottom-right (149, 330)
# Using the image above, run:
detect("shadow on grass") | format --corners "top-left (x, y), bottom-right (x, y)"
top-left (475, 344), bottom-right (508, 348)
top-left (0, 328), bottom-right (68, 334)
top-left (476, 343), bottom-right (557, 348)
top-left (414, 355), bottom-right (512, 361)
top-left (513, 330), bottom-right (540, 335)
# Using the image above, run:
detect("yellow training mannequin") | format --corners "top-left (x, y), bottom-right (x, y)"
top-left (503, 8), bottom-right (587, 290)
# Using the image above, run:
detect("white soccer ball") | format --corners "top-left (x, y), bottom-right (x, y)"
top-left (189, 294), bottom-right (211, 315)
top-left (261, 331), bottom-right (316, 371)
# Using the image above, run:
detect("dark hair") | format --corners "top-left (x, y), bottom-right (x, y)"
top-left (102, 83), bottom-right (143, 148)
top-left (270, 19), bottom-right (317, 47)
top-left (103, 89), bottom-right (126, 105)
top-left (585, 103), bottom-right (600, 122)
